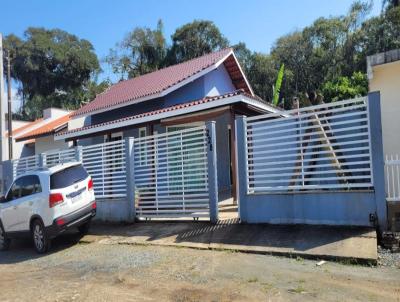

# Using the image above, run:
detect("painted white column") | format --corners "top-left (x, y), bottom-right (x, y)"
top-left (0, 33), bottom-right (6, 162)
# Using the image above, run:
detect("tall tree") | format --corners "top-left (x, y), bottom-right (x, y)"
top-left (3, 27), bottom-right (101, 119)
top-left (106, 20), bottom-right (167, 80)
top-left (245, 53), bottom-right (279, 102)
top-left (167, 20), bottom-right (229, 64)
top-left (271, 31), bottom-right (314, 98)
top-left (357, 5), bottom-right (400, 58)
top-left (232, 42), bottom-right (253, 73)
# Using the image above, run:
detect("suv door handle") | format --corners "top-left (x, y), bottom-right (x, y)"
top-left (29, 202), bottom-right (33, 206)
top-left (13, 206), bottom-right (17, 210)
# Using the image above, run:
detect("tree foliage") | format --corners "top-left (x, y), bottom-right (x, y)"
top-left (106, 3), bottom-right (399, 106)
top-left (322, 71), bottom-right (368, 102)
top-left (105, 20), bottom-right (166, 80)
top-left (3, 27), bottom-right (103, 120)
top-left (6, 1), bottom-right (400, 118)
top-left (272, 64), bottom-right (285, 106)
top-left (167, 20), bottom-right (229, 64)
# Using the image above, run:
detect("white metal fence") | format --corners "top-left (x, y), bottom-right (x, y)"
top-left (134, 126), bottom-right (210, 218)
top-left (245, 97), bottom-right (373, 193)
top-left (385, 155), bottom-right (400, 202)
top-left (45, 148), bottom-right (77, 167)
top-left (12, 140), bottom-right (127, 200)
top-left (12, 154), bottom-right (40, 178)
top-left (82, 140), bottom-right (127, 199)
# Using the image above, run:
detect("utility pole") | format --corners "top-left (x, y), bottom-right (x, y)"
top-left (6, 51), bottom-right (12, 159)
top-left (0, 33), bottom-right (5, 162)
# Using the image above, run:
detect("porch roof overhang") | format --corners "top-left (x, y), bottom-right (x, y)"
top-left (55, 90), bottom-right (280, 141)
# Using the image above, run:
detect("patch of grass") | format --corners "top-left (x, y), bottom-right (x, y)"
top-left (295, 256), bottom-right (304, 263)
top-left (225, 249), bottom-right (240, 254)
top-left (247, 277), bottom-right (259, 283)
top-left (288, 285), bottom-right (307, 294)
top-left (261, 282), bottom-right (274, 293)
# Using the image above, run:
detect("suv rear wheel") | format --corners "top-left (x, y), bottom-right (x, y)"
top-left (31, 220), bottom-right (50, 254)
top-left (0, 224), bottom-right (11, 251)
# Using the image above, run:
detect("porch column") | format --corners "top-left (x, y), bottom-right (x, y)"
top-left (125, 137), bottom-right (136, 222)
top-left (230, 110), bottom-right (238, 205)
top-left (206, 121), bottom-right (219, 223)
top-left (235, 116), bottom-right (248, 223)
top-left (75, 145), bottom-right (83, 163)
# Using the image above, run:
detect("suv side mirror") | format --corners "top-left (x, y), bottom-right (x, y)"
top-left (0, 195), bottom-right (5, 203)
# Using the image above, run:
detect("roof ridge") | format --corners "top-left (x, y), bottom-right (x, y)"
top-left (72, 47), bottom-right (247, 117)
top-left (111, 47), bottom-right (233, 88)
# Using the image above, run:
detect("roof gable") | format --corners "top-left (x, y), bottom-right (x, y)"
top-left (73, 48), bottom-right (253, 117)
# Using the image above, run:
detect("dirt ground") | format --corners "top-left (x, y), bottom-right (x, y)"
top-left (0, 232), bottom-right (399, 302)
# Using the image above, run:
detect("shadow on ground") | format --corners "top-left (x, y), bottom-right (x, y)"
top-left (87, 219), bottom-right (377, 262)
top-left (0, 231), bottom-right (83, 264)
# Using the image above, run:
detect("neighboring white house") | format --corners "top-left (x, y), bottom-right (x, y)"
top-left (368, 49), bottom-right (400, 157)
top-left (7, 108), bottom-right (72, 158)
top-left (368, 49), bottom-right (400, 231)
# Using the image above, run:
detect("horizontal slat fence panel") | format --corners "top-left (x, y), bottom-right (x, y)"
top-left (134, 126), bottom-right (210, 218)
top-left (45, 148), bottom-right (77, 167)
top-left (82, 140), bottom-right (127, 199)
top-left (12, 154), bottom-right (40, 178)
top-left (245, 97), bottom-right (373, 193)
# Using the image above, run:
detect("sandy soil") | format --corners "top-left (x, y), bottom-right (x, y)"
top-left (0, 233), bottom-right (399, 302)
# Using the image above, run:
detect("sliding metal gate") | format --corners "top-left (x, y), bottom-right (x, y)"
top-left (134, 126), bottom-right (211, 219)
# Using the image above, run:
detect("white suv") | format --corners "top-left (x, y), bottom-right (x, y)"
top-left (0, 162), bottom-right (96, 253)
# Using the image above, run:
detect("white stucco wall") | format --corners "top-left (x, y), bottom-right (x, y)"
top-left (68, 115), bottom-right (90, 131)
top-left (369, 60), bottom-right (400, 157)
top-left (35, 135), bottom-right (72, 154)
top-left (203, 64), bottom-right (236, 97)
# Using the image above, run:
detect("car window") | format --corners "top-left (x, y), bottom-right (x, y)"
top-left (50, 165), bottom-right (89, 190)
top-left (21, 175), bottom-right (42, 197)
top-left (6, 178), bottom-right (23, 201)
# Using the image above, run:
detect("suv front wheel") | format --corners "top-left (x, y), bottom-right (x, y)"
top-left (31, 220), bottom-right (51, 254)
top-left (0, 224), bottom-right (11, 251)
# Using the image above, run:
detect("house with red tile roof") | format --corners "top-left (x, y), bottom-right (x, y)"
top-left (8, 108), bottom-right (72, 158)
top-left (55, 48), bottom-right (280, 200)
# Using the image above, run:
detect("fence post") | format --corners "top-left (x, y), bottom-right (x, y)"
top-left (125, 137), bottom-right (136, 222)
top-left (206, 121), bottom-right (219, 223)
top-left (368, 91), bottom-right (388, 231)
top-left (75, 146), bottom-right (83, 163)
top-left (235, 116), bottom-right (248, 223)
top-left (38, 153), bottom-right (46, 167)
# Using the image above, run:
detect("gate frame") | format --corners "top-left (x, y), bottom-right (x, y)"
top-left (128, 121), bottom-right (219, 223)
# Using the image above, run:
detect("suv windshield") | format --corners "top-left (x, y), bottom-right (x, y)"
top-left (50, 165), bottom-right (89, 190)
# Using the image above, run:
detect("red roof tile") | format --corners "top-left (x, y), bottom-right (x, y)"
top-left (16, 113), bottom-right (72, 141)
top-left (58, 90), bottom-right (271, 139)
top-left (73, 48), bottom-right (249, 117)
top-left (6, 118), bottom-right (44, 137)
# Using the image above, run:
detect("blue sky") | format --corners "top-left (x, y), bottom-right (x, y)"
top-left (1, 0), bottom-right (381, 86)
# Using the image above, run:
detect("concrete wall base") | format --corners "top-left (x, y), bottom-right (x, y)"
top-left (94, 199), bottom-right (132, 222)
top-left (239, 191), bottom-right (377, 226)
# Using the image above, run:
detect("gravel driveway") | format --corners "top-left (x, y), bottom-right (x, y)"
top-left (0, 232), bottom-right (399, 302)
